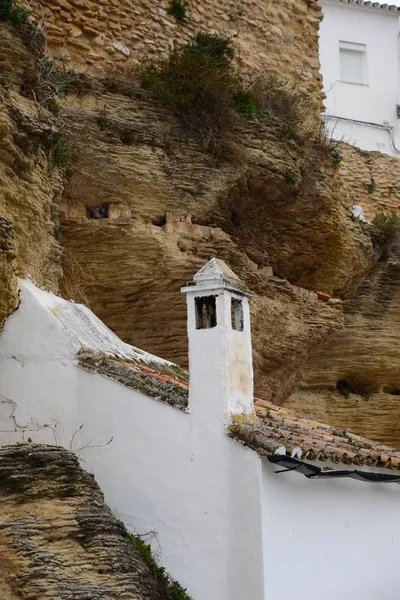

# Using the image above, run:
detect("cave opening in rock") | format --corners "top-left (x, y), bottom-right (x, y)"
top-left (383, 386), bottom-right (400, 396)
top-left (86, 204), bottom-right (110, 219)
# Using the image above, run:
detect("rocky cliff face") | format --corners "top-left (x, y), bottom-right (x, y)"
top-left (285, 240), bottom-right (400, 448)
top-left (0, 23), bottom-right (65, 323)
top-left (58, 83), bottom-right (376, 400)
top-left (23, 0), bottom-right (324, 125)
top-left (2, 7), bottom-right (400, 447)
top-left (0, 444), bottom-right (167, 599)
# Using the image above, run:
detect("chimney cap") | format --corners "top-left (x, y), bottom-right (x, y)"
top-left (182, 258), bottom-right (252, 296)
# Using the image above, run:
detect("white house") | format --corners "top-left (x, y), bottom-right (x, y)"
top-left (2, 259), bottom-right (400, 599)
top-left (319, 0), bottom-right (400, 156)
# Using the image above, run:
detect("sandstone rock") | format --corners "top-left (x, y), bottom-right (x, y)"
top-left (286, 241), bottom-right (400, 447)
top-left (59, 88), bottom-right (362, 402)
top-left (336, 142), bottom-right (400, 220)
top-left (0, 25), bottom-right (64, 326)
top-left (0, 444), bottom-right (166, 599)
top-left (19, 0), bottom-right (324, 127)
top-left (0, 217), bottom-right (18, 325)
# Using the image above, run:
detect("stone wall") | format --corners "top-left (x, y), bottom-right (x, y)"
top-left (26, 0), bottom-right (323, 115)
top-left (338, 142), bottom-right (400, 219)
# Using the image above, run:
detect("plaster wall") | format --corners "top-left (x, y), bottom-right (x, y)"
top-left (0, 282), bottom-right (265, 600)
top-left (262, 459), bottom-right (400, 600)
top-left (4, 280), bottom-right (400, 600)
top-left (319, 0), bottom-right (400, 155)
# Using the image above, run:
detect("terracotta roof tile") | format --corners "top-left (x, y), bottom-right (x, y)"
top-left (78, 349), bottom-right (400, 471)
top-left (332, 0), bottom-right (400, 12)
top-left (229, 398), bottom-right (400, 471)
top-left (78, 353), bottom-right (189, 410)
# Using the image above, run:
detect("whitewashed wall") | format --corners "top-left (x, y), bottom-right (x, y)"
top-left (319, 0), bottom-right (400, 155)
top-left (0, 282), bottom-right (265, 600)
top-left (262, 459), bottom-right (400, 600)
top-left (3, 280), bottom-right (400, 600)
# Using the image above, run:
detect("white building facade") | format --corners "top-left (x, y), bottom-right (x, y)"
top-left (1, 261), bottom-right (400, 598)
top-left (319, 0), bottom-right (400, 156)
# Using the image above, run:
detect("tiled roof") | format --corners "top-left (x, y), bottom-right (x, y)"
top-left (330, 0), bottom-right (400, 12)
top-left (229, 398), bottom-right (400, 471)
top-left (22, 280), bottom-right (190, 409)
top-left (79, 353), bottom-right (189, 410)
top-left (80, 349), bottom-right (400, 471)
top-left (26, 280), bottom-right (400, 470)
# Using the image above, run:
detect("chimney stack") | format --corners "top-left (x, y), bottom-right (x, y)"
top-left (182, 259), bottom-right (255, 425)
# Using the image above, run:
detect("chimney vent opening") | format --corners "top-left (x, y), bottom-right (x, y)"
top-left (231, 298), bottom-right (244, 331)
top-left (195, 296), bottom-right (217, 329)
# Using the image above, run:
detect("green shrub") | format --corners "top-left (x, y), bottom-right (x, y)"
top-left (0, 0), bottom-right (44, 51)
top-left (139, 33), bottom-right (240, 149)
top-left (331, 150), bottom-right (341, 164)
top-left (281, 121), bottom-right (298, 139)
top-left (0, 0), bottom-right (30, 24)
top-left (372, 211), bottom-right (400, 244)
top-left (129, 534), bottom-right (192, 600)
top-left (229, 9), bottom-right (244, 20)
top-left (138, 33), bottom-right (305, 151)
top-left (283, 170), bottom-right (297, 185)
top-left (234, 91), bottom-right (261, 120)
top-left (54, 137), bottom-right (71, 168)
top-left (365, 179), bottom-right (376, 194)
top-left (47, 98), bottom-right (62, 115)
top-left (336, 375), bottom-right (379, 400)
top-left (97, 114), bottom-right (112, 129)
top-left (167, 0), bottom-right (188, 21)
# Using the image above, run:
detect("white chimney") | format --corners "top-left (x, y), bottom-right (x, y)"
top-left (181, 258), bottom-right (254, 426)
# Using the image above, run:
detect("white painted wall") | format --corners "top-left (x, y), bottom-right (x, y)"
top-left (319, 0), bottom-right (400, 155)
top-left (0, 281), bottom-right (265, 600)
top-left (262, 459), bottom-right (400, 600)
top-left (3, 279), bottom-right (400, 599)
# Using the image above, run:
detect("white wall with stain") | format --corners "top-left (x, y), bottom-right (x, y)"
top-left (2, 264), bottom-right (400, 600)
top-left (0, 276), bottom-right (265, 600)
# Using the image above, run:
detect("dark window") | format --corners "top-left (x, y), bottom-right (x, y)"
top-left (231, 298), bottom-right (244, 332)
top-left (86, 204), bottom-right (110, 219)
top-left (195, 296), bottom-right (217, 329)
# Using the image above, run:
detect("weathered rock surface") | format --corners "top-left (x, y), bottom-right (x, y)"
top-left (22, 0), bottom-right (324, 126)
top-left (286, 241), bottom-right (400, 447)
top-left (0, 24), bottom-right (64, 324)
top-left (337, 142), bottom-right (400, 220)
top-left (59, 87), bottom-right (374, 400)
top-left (3, 15), bottom-right (400, 446)
top-left (0, 443), bottom-right (166, 599)
top-left (0, 216), bottom-right (17, 325)
top-left (63, 216), bottom-right (344, 401)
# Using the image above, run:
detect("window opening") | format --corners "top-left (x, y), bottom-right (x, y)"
top-left (86, 203), bottom-right (110, 219)
top-left (231, 298), bottom-right (244, 332)
top-left (339, 41), bottom-right (367, 85)
top-left (195, 296), bottom-right (217, 329)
